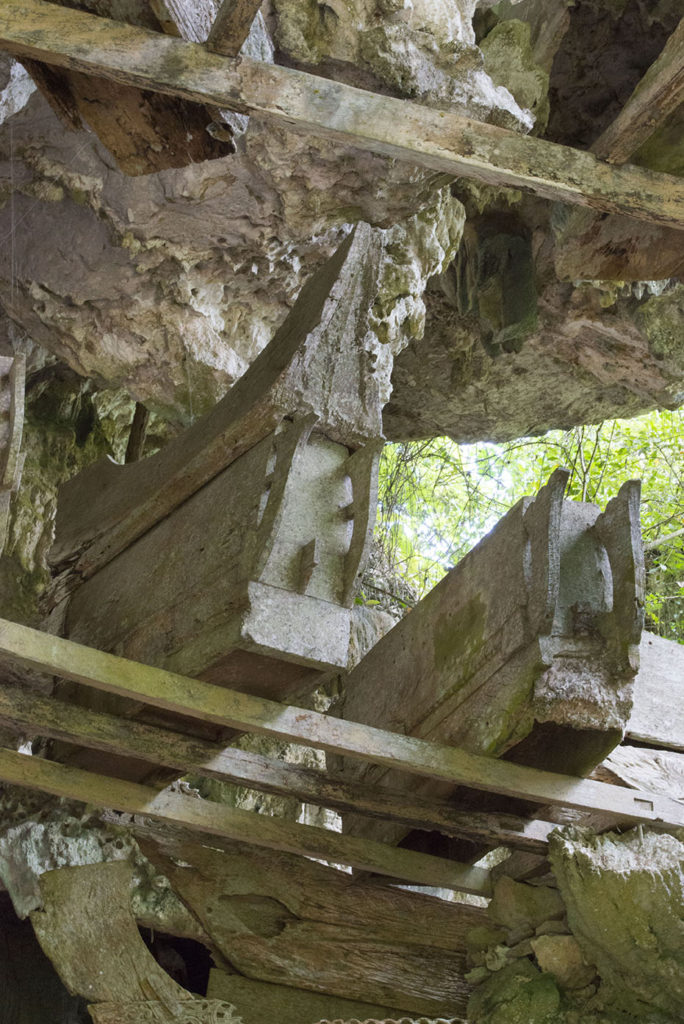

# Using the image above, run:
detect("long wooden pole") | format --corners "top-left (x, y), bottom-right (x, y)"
top-left (0, 617), bottom-right (683, 829)
top-left (0, 1), bottom-right (683, 228)
top-left (0, 747), bottom-right (491, 895)
top-left (0, 685), bottom-right (553, 852)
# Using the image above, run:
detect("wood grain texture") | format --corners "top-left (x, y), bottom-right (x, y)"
top-left (207, 0), bottom-right (263, 57)
top-left (49, 226), bottom-right (378, 580)
top-left (627, 632), bottom-right (684, 751)
top-left (0, 685), bottom-right (553, 853)
top-left (30, 861), bottom-right (191, 1005)
top-left (0, 617), bottom-right (682, 829)
top-left (592, 17), bottom-right (684, 164)
top-left (140, 833), bottom-right (482, 1016)
top-left (1, 1), bottom-right (683, 228)
top-left (0, 747), bottom-right (492, 894)
top-left (555, 17), bottom-right (684, 281)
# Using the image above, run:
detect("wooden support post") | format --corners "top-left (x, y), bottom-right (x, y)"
top-left (0, 747), bottom-right (492, 895)
top-left (1, 1), bottom-right (683, 228)
top-left (0, 617), bottom-right (682, 830)
top-left (207, 0), bottom-right (264, 58)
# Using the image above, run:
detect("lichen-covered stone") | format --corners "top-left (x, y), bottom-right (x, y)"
top-left (467, 958), bottom-right (562, 1024)
top-left (487, 876), bottom-right (565, 932)
top-left (480, 20), bottom-right (550, 132)
top-left (549, 826), bottom-right (684, 1020)
top-left (530, 934), bottom-right (596, 991)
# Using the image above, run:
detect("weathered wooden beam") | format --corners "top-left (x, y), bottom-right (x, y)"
top-left (627, 632), bottom-right (684, 751)
top-left (603, 744), bottom-right (684, 802)
top-left (139, 832), bottom-right (481, 1017)
top-left (30, 861), bottom-right (237, 1022)
top-left (206, 972), bottom-right (404, 1024)
top-left (207, 0), bottom-right (263, 58)
top-left (334, 475), bottom-right (644, 853)
top-left (0, 685), bottom-right (552, 853)
top-left (1, 1), bottom-right (683, 228)
top-left (554, 17), bottom-right (684, 281)
top-left (49, 226), bottom-right (381, 581)
top-left (592, 17), bottom-right (684, 164)
top-left (0, 747), bottom-right (492, 894)
top-left (17, 0), bottom-right (231, 175)
top-left (0, 617), bottom-right (682, 829)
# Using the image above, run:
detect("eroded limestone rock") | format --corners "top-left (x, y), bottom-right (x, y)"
top-left (549, 826), bottom-right (684, 1021)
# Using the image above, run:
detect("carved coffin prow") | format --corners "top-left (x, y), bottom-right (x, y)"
top-left (45, 227), bottom-right (389, 776)
top-left (335, 470), bottom-right (645, 846)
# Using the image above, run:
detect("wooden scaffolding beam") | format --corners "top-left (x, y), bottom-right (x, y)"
top-left (0, 1), bottom-right (683, 228)
top-left (0, 617), bottom-right (683, 830)
top-left (0, 747), bottom-right (491, 895)
top-left (0, 686), bottom-right (552, 854)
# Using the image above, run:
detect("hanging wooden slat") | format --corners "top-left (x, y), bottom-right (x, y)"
top-left (0, 1), bottom-right (683, 228)
top-left (0, 617), bottom-right (683, 829)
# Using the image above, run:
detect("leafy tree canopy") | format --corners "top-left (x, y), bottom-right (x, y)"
top-left (376, 409), bottom-right (684, 641)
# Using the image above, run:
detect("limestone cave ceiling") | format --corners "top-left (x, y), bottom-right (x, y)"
top-left (0, 0), bottom-right (682, 444)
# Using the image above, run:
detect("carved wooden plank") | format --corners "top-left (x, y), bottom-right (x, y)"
top-left (334, 476), bottom-right (643, 850)
top-left (1, 1), bottom-right (684, 228)
top-left (207, 0), bottom-right (263, 58)
top-left (592, 17), bottom-right (684, 164)
top-left (49, 226), bottom-right (381, 580)
top-left (140, 833), bottom-right (482, 1017)
top-left (30, 861), bottom-right (194, 1004)
top-left (0, 747), bottom-right (492, 894)
top-left (0, 685), bottom-right (553, 853)
top-left (0, 617), bottom-right (683, 830)
top-left (627, 632), bottom-right (684, 751)
top-left (30, 861), bottom-right (240, 1020)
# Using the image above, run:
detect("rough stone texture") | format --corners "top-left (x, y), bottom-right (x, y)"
top-left (0, 0), bottom-right (681, 445)
top-left (487, 877), bottom-right (565, 934)
top-left (0, 789), bottom-right (206, 939)
top-left (272, 0), bottom-right (533, 129)
top-left (549, 826), bottom-right (684, 1021)
top-left (530, 934), bottom-right (596, 991)
top-left (468, 958), bottom-right (562, 1024)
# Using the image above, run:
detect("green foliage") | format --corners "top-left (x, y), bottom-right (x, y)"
top-left (377, 409), bottom-right (684, 640)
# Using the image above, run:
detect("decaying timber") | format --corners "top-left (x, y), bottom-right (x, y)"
top-left (627, 631), bottom-right (684, 750)
top-left (2, 2), bottom-right (684, 229)
top-left (207, 972), bottom-right (399, 1024)
top-left (30, 860), bottom-right (240, 1022)
top-left (139, 832), bottom-right (483, 1018)
top-left (1, 616), bottom-right (681, 831)
top-left (44, 225), bottom-right (386, 776)
top-left (17, 0), bottom-right (233, 175)
top-left (0, 353), bottom-right (24, 553)
top-left (554, 17), bottom-right (684, 282)
top-left (334, 470), bottom-right (645, 847)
